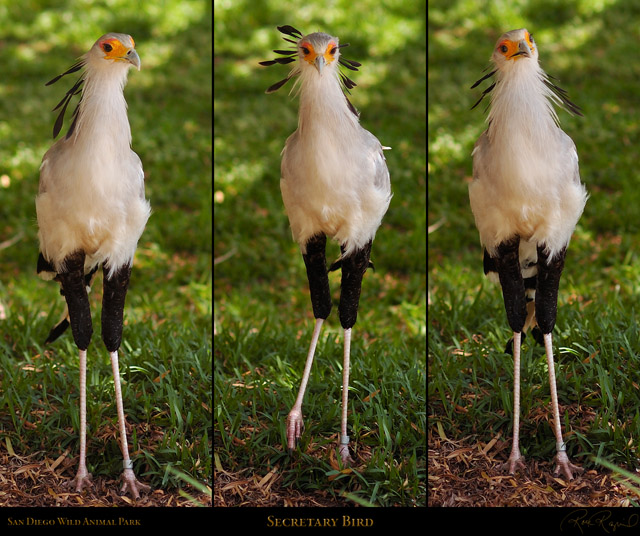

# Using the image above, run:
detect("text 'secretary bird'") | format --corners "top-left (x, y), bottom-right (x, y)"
top-left (261, 26), bottom-right (392, 463)
top-left (36, 33), bottom-right (151, 497)
top-left (469, 29), bottom-right (588, 479)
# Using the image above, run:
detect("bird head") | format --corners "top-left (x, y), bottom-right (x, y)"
top-left (260, 26), bottom-right (361, 100)
top-left (88, 33), bottom-right (140, 71)
top-left (46, 33), bottom-right (141, 139)
top-left (470, 28), bottom-right (582, 118)
top-left (491, 28), bottom-right (538, 70)
top-left (297, 32), bottom-right (340, 77)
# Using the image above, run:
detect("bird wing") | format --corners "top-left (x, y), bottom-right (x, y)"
top-left (470, 130), bottom-right (488, 181)
top-left (38, 140), bottom-right (65, 194)
top-left (131, 149), bottom-right (146, 198)
top-left (362, 129), bottom-right (391, 195)
top-left (561, 131), bottom-right (582, 186)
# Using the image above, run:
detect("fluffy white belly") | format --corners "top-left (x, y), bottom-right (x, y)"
top-left (36, 192), bottom-right (150, 275)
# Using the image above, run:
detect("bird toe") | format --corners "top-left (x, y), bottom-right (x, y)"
top-left (286, 409), bottom-right (304, 450)
top-left (119, 468), bottom-right (150, 499)
top-left (499, 451), bottom-right (526, 474)
top-left (64, 471), bottom-right (93, 493)
top-left (338, 443), bottom-right (354, 466)
top-left (553, 451), bottom-right (583, 480)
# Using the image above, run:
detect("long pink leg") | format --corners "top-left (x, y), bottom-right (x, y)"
top-left (287, 318), bottom-right (323, 450)
top-left (338, 328), bottom-right (354, 464)
top-left (110, 350), bottom-right (150, 498)
top-left (544, 333), bottom-right (583, 479)
top-left (65, 349), bottom-right (93, 491)
top-left (501, 332), bottom-right (525, 473)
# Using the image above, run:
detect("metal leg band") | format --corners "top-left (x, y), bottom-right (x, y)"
top-left (557, 441), bottom-right (567, 453)
top-left (340, 435), bottom-right (350, 445)
top-left (123, 459), bottom-right (133, 470)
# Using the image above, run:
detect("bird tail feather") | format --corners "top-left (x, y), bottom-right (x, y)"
top-left (45, 307), bottom-right (70, 344)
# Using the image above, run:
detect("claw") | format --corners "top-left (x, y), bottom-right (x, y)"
top-left (119, 468), bottom-right (150, 499)
top-left (64, 468), bottom-right (93, 493)
top-left (338, 442), bottom-right (353, 465)
top-left (286, 407), bottom-right (304, 450)
top-left (500, 449), bottom-right (525, 474)
top-left (553, 450), bottom-right (583, 480)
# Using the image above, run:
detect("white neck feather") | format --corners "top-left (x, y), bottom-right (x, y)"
top-left (487, 61), bottom-right (559, 148)
top-left (296, 66), bottom-right (359, 135)
top-left (73, 63), bottom-right (132, 148)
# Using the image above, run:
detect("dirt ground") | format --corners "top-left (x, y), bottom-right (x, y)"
top-left (214, 467), bottom-right (347, 507)
top-left (428, 427), bottom-right (637, 507)
top-left (0, 449), bottom-right (210, 507)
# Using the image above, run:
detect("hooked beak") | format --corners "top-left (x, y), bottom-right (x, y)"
top-left (314, 55), bottom-right (325, 75)
top-left (511, 39), bottom-right (532, 60)
top-left (126, 48), bottom-right (141, 71)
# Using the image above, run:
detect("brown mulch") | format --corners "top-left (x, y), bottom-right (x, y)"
top-left (214, 467), bottom-right (346, 507)
top-left (214, 437), bottom-right (375, 507)
top-left (0, 449), bottom-right (211, 507)
top-left (428, 426), bottom-right (638, 507)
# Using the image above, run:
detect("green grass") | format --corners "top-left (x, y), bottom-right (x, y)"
top-left (429, 1), bottom-right (640, 472)
top-left (214, 0), bottom-right (426, 506)
top-left (0, 0), bottom-right (211, 492)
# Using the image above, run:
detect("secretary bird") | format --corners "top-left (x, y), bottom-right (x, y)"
top-left (469, 28), bottom-right (587, 479)
top-left (261, 25), bottom-right (392, 464)
top-left (36, 33), bottom-right (151, 497)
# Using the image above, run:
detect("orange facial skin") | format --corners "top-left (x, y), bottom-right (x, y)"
top-left (496, 31), bottom-right (535, 60)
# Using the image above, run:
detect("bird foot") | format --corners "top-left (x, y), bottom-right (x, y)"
top-left (119, 468), bottom-right (150, 499)
top-left (64, 468), bottom-right (93, 493)
top-left (286, 407), bottom-right (304, 450)
top-left (553, 451), bottom-right (583, 480)
top-left (500, 449), bottom-right (525, 474)
top-left (338, 443), bottom-right (353, 466)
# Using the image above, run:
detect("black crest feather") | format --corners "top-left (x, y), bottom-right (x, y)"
top-left (260, 25), bottom-right (362, 117)
top-left (471, 65), bottom-right (582, 118)
top-left (46, 60), bottom-right (86, 139)
top-left (544, 75), bottom-right (583, 117)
